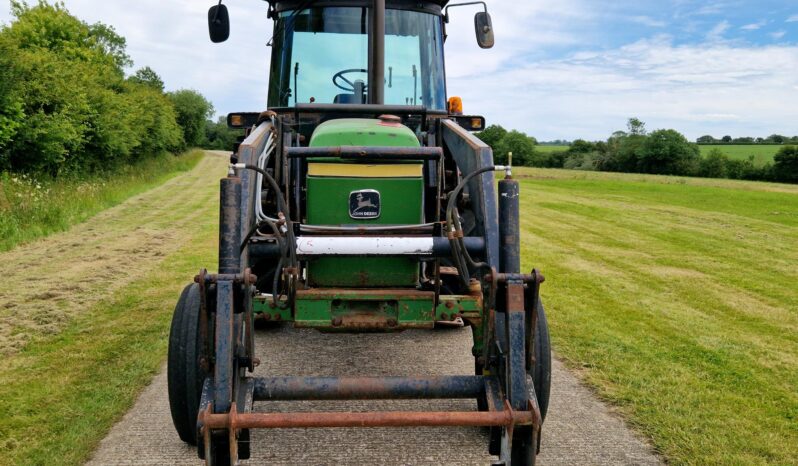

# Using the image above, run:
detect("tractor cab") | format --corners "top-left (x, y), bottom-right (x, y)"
top-left (267, 4), bottom-right (447, 109)
top-left (167, 2), bottom-right (552, 465)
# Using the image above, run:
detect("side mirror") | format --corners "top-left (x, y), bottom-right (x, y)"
top-left (208, 4), bottom-right (230, 43)
top-left (474, 12), bottom-right (494, 49)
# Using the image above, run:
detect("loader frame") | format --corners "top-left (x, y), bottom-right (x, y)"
top-left (169, 1), bottom-right (551, 464)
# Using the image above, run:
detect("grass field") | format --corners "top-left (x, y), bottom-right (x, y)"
top-left (698, 144), bottom-right (782, 166)
top-left (0, 154), bottom-right (223, 464)
top-left (515, 167), bottom-right (798, 464)
top-left (0, 151), bottom-right (203, 252)
top-left (536, 145), bottom-right (570, 153)
top-left (1, 154), bottom-right (796, 464)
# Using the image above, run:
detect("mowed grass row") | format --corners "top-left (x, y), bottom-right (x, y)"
top-left (0, 155), bottom-right (220, 465)
top-left (0, 151), bottom-right (204, 252)
top-left (515, 167), bottom-right (798, 464)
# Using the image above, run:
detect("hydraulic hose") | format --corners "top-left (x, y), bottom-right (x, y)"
top-left (445, 165), bottom-right (505, 288)
top-left (233, 163), bottom-right (296, 307)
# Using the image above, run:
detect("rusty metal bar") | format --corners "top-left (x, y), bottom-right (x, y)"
top-left (200, 406), bottom-right (535, 430)
top-left (194, 272), bottom-right (258, 285)
top-left (253, 376), bottom-right (486, 401)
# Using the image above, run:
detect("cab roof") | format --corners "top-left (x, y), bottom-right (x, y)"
top-left (266, 1), bottom-right (450, 16)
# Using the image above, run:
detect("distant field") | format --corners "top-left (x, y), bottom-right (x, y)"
top-left (515, 167), bottom-right (798, 464)
top-left (698, 144), bottom-right (782, 166)
top-left (536, 145), bottom-right (570, 153)
top-left (536, 144), bottom-right (783, 167)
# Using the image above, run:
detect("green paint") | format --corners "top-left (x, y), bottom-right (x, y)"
top-left (306, 176), bottom-right (424, 224)
top-left (309, 118), bottom-right (420, 148)
top-left (288, 291), bottom-right (482, 331)
top-left (295, 291), bottom-right (434, 329)
top-left (306, 118), bottom-right (424, 287)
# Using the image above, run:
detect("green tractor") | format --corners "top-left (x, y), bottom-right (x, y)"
top-left (168, 1), bottom-right (551, 464)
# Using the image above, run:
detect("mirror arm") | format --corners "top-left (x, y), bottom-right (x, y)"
top-left (212, 0), bottom-right (223, 22)
top-left (443, 1), bottom-right (488, 23)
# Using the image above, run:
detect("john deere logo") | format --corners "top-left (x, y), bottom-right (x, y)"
top-left (349, 190), bottom-right (381, 219)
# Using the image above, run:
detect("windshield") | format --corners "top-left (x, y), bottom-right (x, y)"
top-left (268, 7), bottom-right (447, 110)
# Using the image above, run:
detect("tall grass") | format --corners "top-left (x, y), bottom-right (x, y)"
top-left (0, 151), bottom-right (203, 252)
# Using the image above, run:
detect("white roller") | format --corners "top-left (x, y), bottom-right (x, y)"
top-left (295, 237), bottom-right (434, 256)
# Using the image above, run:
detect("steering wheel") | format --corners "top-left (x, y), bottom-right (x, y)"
top-left (333, 68), bottom-right (368, 92)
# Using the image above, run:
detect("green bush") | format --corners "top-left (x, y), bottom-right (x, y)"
top-left (773, 145), bottom-right (798, 183)
top-left (204, 116), bottom-right (241, 151)
top-left (699, 149), bottom-right (729, 178)
top-left (637, 129), bottom-right (700, 176)
top-left (0, 1), bottom-right (197, 176)
top-left (169, 89), bottom-right (214, 148)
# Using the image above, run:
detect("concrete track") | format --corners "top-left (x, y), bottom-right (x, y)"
top-left (88, 324), bottom-right (661, 465)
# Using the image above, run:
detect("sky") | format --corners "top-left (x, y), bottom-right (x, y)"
top-left (1, 0), bottom-right (797, 141)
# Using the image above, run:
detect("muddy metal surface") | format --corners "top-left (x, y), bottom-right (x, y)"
top-left (88, 324), bottom-right (662, 465)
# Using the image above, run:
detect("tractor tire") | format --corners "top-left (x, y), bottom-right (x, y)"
top-left (531, 300), bottom-right (551, 422)
top-left (168, 283), bottom-right (208, 445)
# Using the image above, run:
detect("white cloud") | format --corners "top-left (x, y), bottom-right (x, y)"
top-left (3, 1), bottom-right (797, 141)
top-left (443, 0), bottom-right (594, 80)
top-left (448, 38), bottom-right (798, 139)
top-left (770, 30), bottom-right (787, 40)
top-left (692, 2), bottom-right (732, 16)
top-left (786, 14), bottom-right (798, 23)
top-left (629, 16), bottom-right (667, 28)
top-left (706, 20), bottom-right (730, 41)
top-left (740, 20), bottom-right (766, 31)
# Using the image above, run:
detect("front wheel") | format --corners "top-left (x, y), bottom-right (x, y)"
top-left (167, 283), bottom-right (208, 445)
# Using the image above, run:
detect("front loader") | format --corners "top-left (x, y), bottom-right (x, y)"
top-left (167, 1), bottom-right (552, 464)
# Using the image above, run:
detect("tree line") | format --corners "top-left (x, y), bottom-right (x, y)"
top-left (476, 118), bottom-right (798, 184)
top-left (0, 1), bottom-right (214, 177)
top-left (697, 134), bottom-right (798, 145)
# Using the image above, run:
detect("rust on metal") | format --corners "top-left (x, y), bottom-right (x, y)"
top-left (507, 282), bottom-right (525, 312)
top-left (295, 288), bottom-right (434, 300)
top-left (194, 272), bottom-right (258, 285)
top-left (200, 407), bottom-right (535, 431)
